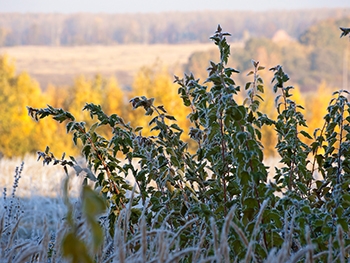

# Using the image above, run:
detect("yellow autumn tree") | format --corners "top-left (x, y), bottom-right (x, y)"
top-left (73, 75), bottom-right (127, 122)
top-left (98, 76), bottom-right (127, 141)
top-left (66, 74), bottom-right (125, 120)
top-left (22, 75), bottom-right (126, 157)
top-left (0, 55), bottom-right (54, 157)
top-left (128, 64), bottom-right (191, 140)
top-left (102, 76), bottom-right (125, 117)
top-left (304, 82), bottom-right (334, 140)
top-left (66, 75), bottom-right (103, 124)
top-left (45, 83), bottom-right (70, 109)
top-left (259, 81), bottom-right (278, 158)
top-left (43, 84), bottom-right (78, 155)
top-left (259, 82), bottom-right (306, 158)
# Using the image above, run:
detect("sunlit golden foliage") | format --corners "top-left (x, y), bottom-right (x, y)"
top-left (43, 84), bottom-right (78, 155)
top-left (64, 74), bottom-right (126, 122)
top-left (66, 75), bottom-right (103, 123)
top-left (304, 82), bottom-right (335, 138)
top-left (0, 54), bottom-right (343, 158)
top-left (0, 57), bottom-right (128, 157)
top-left (102, 76), bottom-right (125, 117)
top-left (128, 63), bottom-right (191, 139)
top-left (0, 55), bottom-right (54, 157)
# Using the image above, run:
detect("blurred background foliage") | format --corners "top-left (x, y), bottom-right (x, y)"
top-left (0, 13), bottom-right (349, 158)
top-left (185, 16), bottom-right (350, 91)
top-left (0, 9), bottom-right (349, 46)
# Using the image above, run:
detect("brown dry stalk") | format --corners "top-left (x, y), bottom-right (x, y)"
top-left (305, 226), bottom-right (314, 263)
top-left (193, 226), bottom-right (207, 261)
top-left (210, 217), bottom-right (220, 262)
top-left (220, 205), bottom-right (237, 263)
top-left (337, 225), bottom-right (345, 263)
top-left (287, 245), bottom-right (315, 263)
top-left (230, 221), bottom-right (249, 247)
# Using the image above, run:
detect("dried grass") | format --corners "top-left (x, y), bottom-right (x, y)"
top-left (0, 44), bottom-right (216, 88)
top-left (0, 157), bottom-right (348, 262)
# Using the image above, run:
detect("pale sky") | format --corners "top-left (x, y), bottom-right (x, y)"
top-left (1, 0), bottom-right (350, 13)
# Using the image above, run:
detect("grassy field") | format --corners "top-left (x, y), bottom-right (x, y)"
top-left (0, 155), bottom-right (82, 198)
top-left (0, 43), bottom-right (220, 89)
top-left (0, 155), bottom-right (337, 262)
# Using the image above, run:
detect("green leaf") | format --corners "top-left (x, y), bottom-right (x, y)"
top-left (62, 233), bottom-right (94, 263)
top-left (342, 193), bottom-right (350, 202)
top-left (296, 182), bottom-right (308, 195)
top-left (157, 105), bottom-right (167, 113)
top-left (299, 130), bottom-right (312, 139)
top-left (245, 82), bottom-right (252, 90)
top-left (44, 146), bottom-right (50, 154)
top-left (90, 122), bottom-right (99, 133)
top-left (66, 121), bottom-right (75, 133)
top-left (257, 85), bottom-right (264, 93)
top-left (82, 186), bottom-right (106, 216)
top-left (246, 71), bottom-right (254, 76)
top-left (243, 197), bottom-right (258, 208)
top-left (165, 115), bottom-right (176, 121)
top-left (82, 144), bottom-right (91, 158)
top-left (263, 209), bottom-right (281, 227)
top-left (340, 27), bottom-right (350, 38)
top-left (266, 231), bottom-right (284, 247)
top-left (337, 218), bottom-right (349, 231)
top-left (236, 132), bottom-right (247, 144)
top-left (255, 129), bottom-right (262, 140)
top-left (69, 156), bottom-right (77, 163)
top-left (134, 126), bottom-right (143, 132)
top-left (170, 123), bottom-right (183, 132)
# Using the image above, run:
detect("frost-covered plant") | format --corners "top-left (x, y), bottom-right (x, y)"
top-left (0, 163), bottom-right (53, 263)
top-left (27, 25), bottom-right (350, 262)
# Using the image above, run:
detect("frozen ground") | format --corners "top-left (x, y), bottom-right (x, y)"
top-left (0, 155), bottom-right (282, 224)
top-left (0, 155), bottom-right (83, 198)
top-left (0, 156), bottom-right (84, 241)
top-left (0, 154), bottom-right (284, 215)
top-left (0, 155), bottom-right (324, 262)
top-left (0, 154), bottom-right (283, 197)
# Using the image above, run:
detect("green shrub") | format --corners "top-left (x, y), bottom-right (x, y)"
top-left (27, 25), bottom-right (350, 262)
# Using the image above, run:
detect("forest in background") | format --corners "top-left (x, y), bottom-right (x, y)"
top-left (1, 22), bottom-right (350, 262)
top-left (0, 11), bottom-right (349, 158)
top-left (0, 54), bottom-right (338, 158)
top-left (0, 8), bottom-right (349, 46)
top-left (185, 16), bottom-right (350, 92)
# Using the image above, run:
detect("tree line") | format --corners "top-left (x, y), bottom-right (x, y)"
top-left (0, 54), bottom-right (335, 158)
top-left (0, 8), bottom-right (349, 46)
top-left (0, 16), bottom-right (348, 158)
top-left (184, 16), bottom-right (350, 92)
top-left (23, 26), bottom-right (350, 261)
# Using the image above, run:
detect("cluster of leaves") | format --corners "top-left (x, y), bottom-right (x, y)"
top-left (27, 25), bottom-right (350, 262)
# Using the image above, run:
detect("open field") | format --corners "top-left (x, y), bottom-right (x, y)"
top-left (0, 43), bottom-right (225, 89)
top-left (0, 155), bottom-right (343, 262)
top-left (0, 155), bottom-right (82, 198)
top-left (0, 155), bottom-right (280, 198)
